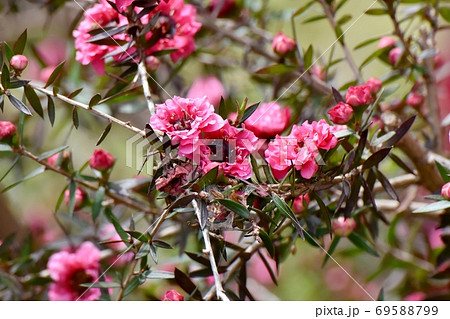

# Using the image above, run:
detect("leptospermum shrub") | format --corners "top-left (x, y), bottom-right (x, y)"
top-left (0, 0), bottom-right (449, 301)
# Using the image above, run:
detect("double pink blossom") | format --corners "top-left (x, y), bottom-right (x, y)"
top-left (365, 78), bottom-right (382, 94)
top-left (89, 149), bottom-right (115, 171)
top-left (47, 242), bottom-right (101, 301)
top-left (187, 76), bottom-right (226, 107)
top-left (244, 102), bottom-right (291, 138)
top-left (162, 290), bottom-right (184, 301)
top-left (0, 121), bottom-right (16, 140)
top-left (265, 120), bottom-right (337, 179)
top-left (272, 32), bottom-right (296, 56)
top-left (328, 102), bottom-right (353, 124)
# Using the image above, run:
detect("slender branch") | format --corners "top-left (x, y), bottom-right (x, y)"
top-left (116, 258), bottom-right (138, 301)
top-left (30, 85), bottom-right (145, 137)
top-left (192, 200), bottom-right (229, 301)
top-left (15, 147), bottom-right (157, 215)
top-left (318, 0), bottom-right (362, 83)
top-left (138, 61), bottom-right (156, 116)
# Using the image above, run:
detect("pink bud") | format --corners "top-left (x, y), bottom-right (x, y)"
top-left (0, 121), bottom-right (16, 140)
top-left (162, 290), bottom-right (184, 301)
top-left (310, 65), bottom-right (325, 81)
top-left (345, 85), bottom-right (373, 107)
top-left (293, 194), bottom-right (310, 214)
top-left (328, 102), bottom-right (354, 124)
top-left (272, 33), bottom-right (296, 56)
top-left (441, 182), bottom-right (450, 199)
top-left (406, 92), bottom-right (424, 108)
top-left (10, 54), bottom-right (28, 71)
top-left (47, 151), bottom-right (70, 167)
top-left (365, 78), bottom-right (382, 94)
top-left (332, 217), bottom-right (357, 237)
top-left (145, 56), bottom-right (160, 72)
top-left (64, 187), bottom-right (86, 211)
top-left (377, 36), bottom-right (396, 49)
top-left (389, 47), bottom-right (402, 65)
top-left (89, 149), bottom-right (115, 171)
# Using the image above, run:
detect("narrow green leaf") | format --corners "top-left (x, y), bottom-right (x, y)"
top-left (439, 7), bottom-right (450, 23)
top-left (143, 270), bottom-right (174, 279)
top-left (272, 194), bottom-right (304, 238)
top-left (194, 166), bottom-right (218, 190)
top-left (37, 145), bottom-right (69, 161)
top-left (92, 186), bottom-right (105, 221)
top-left (24, 85), bottom-right (43, 118)
top-left (89, 93), bottom-right (102, 108)
top-left (72, 106), bottom-right (79, 129)
top-left (123, 276), bottom-right (140, 298)
top-left (104, 207), bottom-right (130, 246)
top-left (136, 242), bottom-right (150, 259)
top-left (0, 155), bottom-right (20, 183)
top-left (365, 8), bottom-right (387, 15)
top-left (436, 161), bottom-right (450, 183)
top-left (80, 282), bottom-right (121, 288)
top-left (47, 96), bottom-right (55, 126)
top-left (0, 145), bottom-right (13, 152)
top-left (362, 148), bottom-right (392, 170)
top-left (304, 45), bottom-right (313, 69)
top-left (67, 88), bottom-right (83, 99)
top-left (68, 180), bottom-right (77, 217)
top-left (413, 200), bottom-right (450, 213)
top-left (322, 236), bottom-right (341, 267)
top-left (0, 95), bottom-right (4, 112)
top-left (13, 29), bottom-right (27, 55)
top-left (149, 243), bottom-right (158, 263)
top-left (1, 64), bottom-right (10, 89)
top-left (240, 102), bottom-right (260, 123)
top-left (2, 165), bottom-right (45, 193)
top-left (174, 268), bottom-right (202, 300)
top-left (215, 198), bottom-right (251, 219)
top-left (44, 61), bottom-right (65, 88)
top-left (292, 0), bottom-right (314, 18)
top-left (347, 232), bottom-right (379, 257)
top-left (259, 229), bottom-right (274, 258)
top-left (255, 64), bottom-right (296, 75)
top-left (3, 42), bottom-right (14, 62)
top-left (96, 122), bottom-right (112, 146)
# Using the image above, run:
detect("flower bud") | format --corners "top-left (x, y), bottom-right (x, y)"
top-left (377, 36), bottom-right (396, 49)
top-left (162, 290), bottom-right (184, 301)
top-left (64, 187), bottom-right (87, 211)
top-left (145, 56), bottom-right (160, 72)
top-left (345, 85), bottom-right (373, 107)
top-left (406, 92), bottom-right (424, 108)
top-left (47, 151), bottom-right (70, 167)
top-left (293, 194), bottom-right (310, 214)
top-left (272, 33), bottom-right (296, 56)
top-left (365, 78), bottom-right (382, 94)
top-left (389, 47), bottom-right (402, 65)
top-left (0, 121), bottom-right (16, 140)
top-left (10, 54), bottom-right (29, 71)
top-left (332, 217), bottom-right (357, 237)
top-left (441, 182), bottom-right (450, 200)
top-left (89, 149), bottom-right (115, 171)
top-left (328, 102), bottom-right (354, 124)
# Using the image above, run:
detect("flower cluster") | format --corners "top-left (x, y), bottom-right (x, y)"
top-left (73, 0), bottom-right (201, 73)
top-left (47, 242), bottom-right (101, 301)
top-left (265, 120), bottom-right (338, 179)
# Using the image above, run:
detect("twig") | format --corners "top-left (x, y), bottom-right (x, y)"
top-left (318, 0), bottom-right (362, 83)
top-left (30, 85), bottom-right (145, 137)
top-left (138, 61), bottom-right (156, 116)
top-left (192, 200), bottom-right (229, 301)
top-left (116, 258), bottom-right (138, 301)
top-left (16, 147), bottom-right (157, 215)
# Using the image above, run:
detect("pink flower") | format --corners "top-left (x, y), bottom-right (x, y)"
top-left (404, 292), bottom-right (426, 301)
top-left (150, 96), bottom-right (225, 153)
top-left (10, 54), bottom-right (28, 71)
top-left (389, 47), bottom-right (403, 65)
top-left (272, 32), bottom-right (296, 56)
top-left (72, 1), bottom-right (121, 74)
top-left (310, 65), bottom-right (325, 81)
top-left (64, 188), bottom-right (86, 211)
top-left (332, 217), bottom-right (357, 237)
top-left (89, 149), bottom-right (115, 171)
top-left (26, 214), bottom-right (58, 244)
top-left (244, 102), bottom-right (291, 138)
top-left (365, 78), bottom-right (382, 94)
top-left (377, 36), bottom-right (396, 49)
top-left (47, 242), bottom-right (101, 301)
top-left (143, 0), bottom-right (202, 63)
top-left (441, 182), bottom-right (450, 199)
top-left (162, 290), bottom-right (184, 301)
top-left (47, 151), bottom-right (70, 167)
top-left (155, 163), bottom-right (193, 196)
top-left (293, 194), bottom-right (310, 214)
top-left (116, 0), bottom-right (135, 11)
top-left (187, 76), bottom-right (226, 107)
top-left (192, 122), bottom-right (258, 179)
top-left (265, 120), bottom-right (337, 179)
top-left (328, 102), bottom-right (353, 124)
top-left (0, 121), bottom-right (16, 140)
top-left (406, 92), bottom-right (424, 108)
top-left (345, 85), bottom-right (373, 107)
